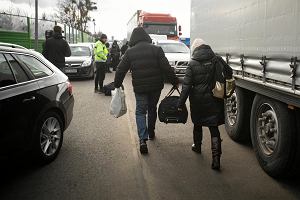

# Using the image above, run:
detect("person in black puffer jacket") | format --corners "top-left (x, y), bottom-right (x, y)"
top-left (42, 26), bottom-right (71, 71)
top-left (114, 27), bottom-right (178, 154)
top-left (178, 39), bottom-right (232, 170)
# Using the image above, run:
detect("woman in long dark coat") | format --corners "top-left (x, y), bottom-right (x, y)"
top-left (178, 39), bottom-right (230, 170)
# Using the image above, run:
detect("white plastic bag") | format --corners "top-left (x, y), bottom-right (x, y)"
top-left (110, 88), bottom-right (127, 118)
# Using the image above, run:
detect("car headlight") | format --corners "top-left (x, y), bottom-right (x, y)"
top-left (169, 61), bottom-right (176, 66)
top-left (82, 59), bottom-right (92, 67)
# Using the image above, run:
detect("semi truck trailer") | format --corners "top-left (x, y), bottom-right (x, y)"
top-left (191, 0), bottom-right (300, 178)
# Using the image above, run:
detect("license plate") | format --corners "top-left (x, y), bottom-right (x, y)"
top-left (65, 68), bottom-right (77, 73)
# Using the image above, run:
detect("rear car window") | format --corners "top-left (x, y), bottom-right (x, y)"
top-left (16, 54), bottom-right (53, 79)
top-left (0, 54), bottom-right (16, 87)
top-left (5, 54), bottom-right (29, 83)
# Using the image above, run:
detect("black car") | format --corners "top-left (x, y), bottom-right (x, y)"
top-left (0, 43), bottom-right (74, 163)
top-left (64, 43), bottom-right (95, 78)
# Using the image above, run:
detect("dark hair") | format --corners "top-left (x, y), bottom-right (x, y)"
top-left (53, 25), bottom-right (62, 33)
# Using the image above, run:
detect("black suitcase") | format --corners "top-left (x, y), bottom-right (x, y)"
top-left (103, 82), bottom-right (115, 96)
top-left (158, 87), bottom-right (188, 124)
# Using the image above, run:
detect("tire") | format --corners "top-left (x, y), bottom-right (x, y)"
top-left (32, 111), bottom-right (64, 164)
top-left (225, 87), bottom-right (252, 143)
top-left (289, 110), bottom-right (300, 177)
top-left (250, 95), bottom-right (297, 178)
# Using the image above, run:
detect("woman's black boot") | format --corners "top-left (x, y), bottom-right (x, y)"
top-left (211, 137), bottom-right (222, 170)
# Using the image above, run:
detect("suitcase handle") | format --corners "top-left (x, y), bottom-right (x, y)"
top-left (165, 86), bottom-right (181, 97)
top-left (165, 117), bottom-right (179, 123)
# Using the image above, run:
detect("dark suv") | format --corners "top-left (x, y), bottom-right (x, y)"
top-left (0, 43), bottom-right (74, 163)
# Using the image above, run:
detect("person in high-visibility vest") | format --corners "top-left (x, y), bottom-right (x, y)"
top-left (94, 34), bottom-right (108, 93)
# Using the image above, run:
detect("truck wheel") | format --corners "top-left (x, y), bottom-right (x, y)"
top-left (225, 87), bottom-right (252, 142)
top-left (250, 95), bottom-right (297, 178)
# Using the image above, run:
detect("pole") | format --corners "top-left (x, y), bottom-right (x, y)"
top-left (34, 0), bottom-right (38, 51)
top-left (93, 19), bottom-right (96, 35)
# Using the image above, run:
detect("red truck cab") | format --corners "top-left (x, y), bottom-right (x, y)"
top-left (139, 11), bottom-right (179, 40)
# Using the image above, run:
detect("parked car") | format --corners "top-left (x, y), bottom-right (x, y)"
top-left (64, 43), bottom-right (95, 78)
top-left (0, 42), bottom-right (28, 50)
top-left (154, 40), bottom-right (190, 79)
top-left (77, 42), bottom-right (95, 50)
top-left (0, 43), bottom-right (74, 164)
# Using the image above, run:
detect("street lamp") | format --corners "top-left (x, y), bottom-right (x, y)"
top-left (93, 19), bottom-right (96, 35)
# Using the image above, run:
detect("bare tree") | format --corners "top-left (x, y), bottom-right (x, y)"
top-left (57, 0), bottom-right (97, 32)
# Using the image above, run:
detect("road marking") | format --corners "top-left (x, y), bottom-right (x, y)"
top-left (125, 86), bottom-right (151, 200)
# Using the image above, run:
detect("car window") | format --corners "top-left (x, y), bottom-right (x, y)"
top-left (157, 43), bottom-right (190, 53)
top-left (70, 46), bottom-right (91, 57)
top-left (0, 54), bottom-right (16, 87)
top-left (5, 54), bottom-right (29, 83)
top-left (15, 54), bottom-right (53, 79)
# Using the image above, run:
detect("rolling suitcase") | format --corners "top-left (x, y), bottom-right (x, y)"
top-left (158, 87), bottom-right (188, 124)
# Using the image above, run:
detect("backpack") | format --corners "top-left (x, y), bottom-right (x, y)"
top-left (158, 87), bottom-right (188, 124)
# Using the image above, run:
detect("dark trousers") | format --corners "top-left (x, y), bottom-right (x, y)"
top-left (193, 125), bottom-right (220, 146)
top-left (94, 62), bottom-right (106, 90)
top-left (135, 91), bottom-right (161, 142)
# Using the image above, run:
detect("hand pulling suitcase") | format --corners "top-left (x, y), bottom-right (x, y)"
top-left (158, 87), bottom-right (188, 124)
top-left (103, 82), bottom-right (115, 96)
top-left (103, 82), bottom-right (124, 96)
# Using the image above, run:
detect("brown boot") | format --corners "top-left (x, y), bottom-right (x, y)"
top-left (211, 137), bottom-right (222, 170)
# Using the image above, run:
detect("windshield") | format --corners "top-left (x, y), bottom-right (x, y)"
top-left (143, 24), bottom-right (177, 36)
top-left (70, 46), bottom-right (91, 57)
top-left (157, 43), bottom-right (190, 53)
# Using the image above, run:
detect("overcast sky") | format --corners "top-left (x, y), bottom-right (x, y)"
top-left (2, 0), bottom-right (191, 39)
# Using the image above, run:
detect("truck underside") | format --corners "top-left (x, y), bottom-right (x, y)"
top-left (191, 0), bottom-right (300, 178)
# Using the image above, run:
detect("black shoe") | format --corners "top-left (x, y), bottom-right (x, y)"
top-left (140, 141), bottom-right (148, 154)
top-left (192, 144), bottom-right (201, 154)
top-left (149, 131), bottom-right (155, 140)
top-left (94, 88), bottom-right (99, 93)
top-left (98, 89), bottom-right (104, 94)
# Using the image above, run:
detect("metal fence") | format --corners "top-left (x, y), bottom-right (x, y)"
top-left (0, 13), bottom-right (95, 52)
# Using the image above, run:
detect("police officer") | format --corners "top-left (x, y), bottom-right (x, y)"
top-left (94, 34), bottom-right (108, 93)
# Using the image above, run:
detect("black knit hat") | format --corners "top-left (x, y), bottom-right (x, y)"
top-left (100, 34), bottom-right (107, 39)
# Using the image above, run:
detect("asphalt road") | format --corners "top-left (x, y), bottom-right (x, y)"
top-left (0, 72), bottom-right (299, 200)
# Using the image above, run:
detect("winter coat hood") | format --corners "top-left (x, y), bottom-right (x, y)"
top-left (53, 32), bottom-right (64, 39)
top-left (128, 27), bottom-right (152, 47)
top-left (192, 44), bottom-right (215, 62)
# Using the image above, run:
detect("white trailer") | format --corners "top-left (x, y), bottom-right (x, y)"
top-left (191, 0), bottom-right (300, 178)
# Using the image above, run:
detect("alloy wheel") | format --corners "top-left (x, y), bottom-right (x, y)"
top-left (226, 91), bottom-right (238, 126)
top-left (40, 117), bottom-right (62, 156)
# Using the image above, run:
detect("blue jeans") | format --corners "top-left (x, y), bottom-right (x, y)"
top-left (135, 91), bottom-right (161, 142)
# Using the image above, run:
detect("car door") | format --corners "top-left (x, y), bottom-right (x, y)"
top-left (0, 53), bottom-right (40, 152)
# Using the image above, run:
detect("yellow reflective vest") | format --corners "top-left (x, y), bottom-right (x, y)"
top-left (94, 41), bottom-right (108, 62)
